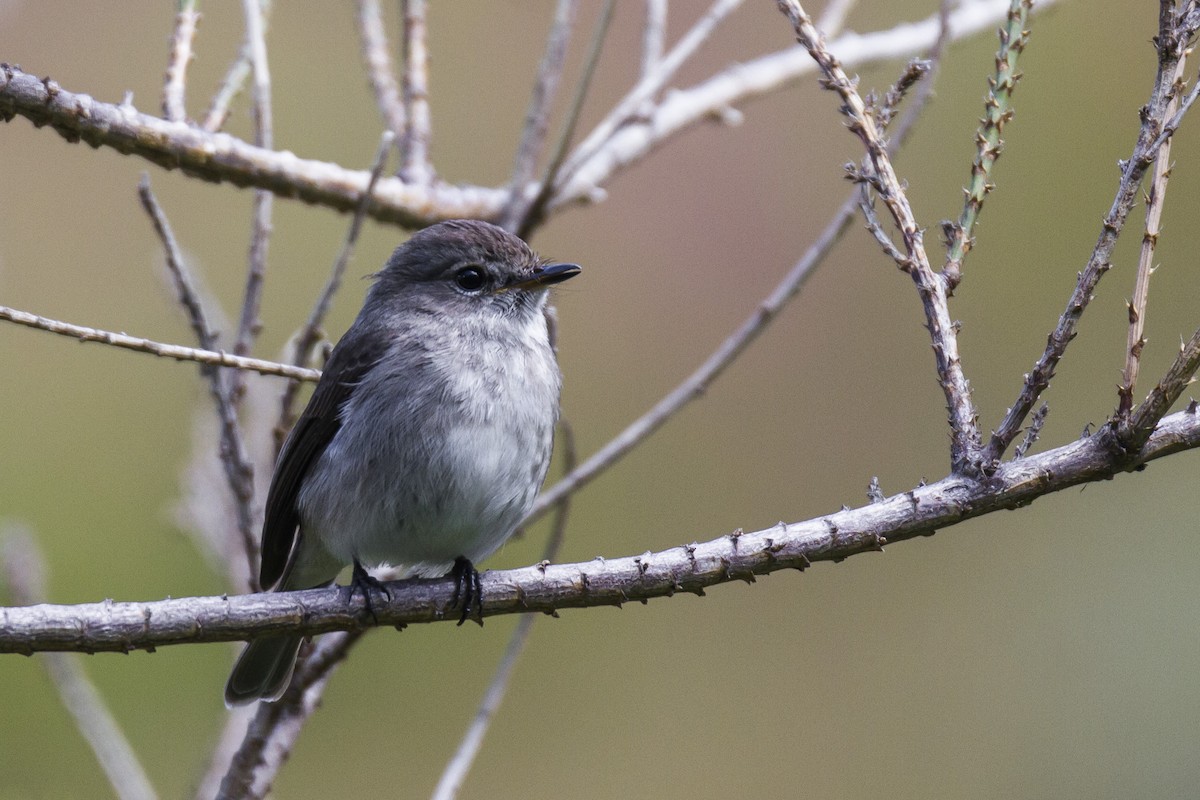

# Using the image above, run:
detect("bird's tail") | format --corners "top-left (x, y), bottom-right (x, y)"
top-left (224, 634), bottom-right (306, 707)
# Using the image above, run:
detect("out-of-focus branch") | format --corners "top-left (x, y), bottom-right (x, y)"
top-left (355, 0), bottom-right (407, 140)
top-left (1, 528), bottom-right (158, 800)
top-left (640, 0), bottom-right (667, 79)
top-left (0, 304), bottom-right (319, 382)
top-left (500, 0), bottom-right (579, 232)
top-left (9, 408), bottom-right (1200, 656)
top-left (202, 0), bottom-right (274, 132)
top-left (163, 0), bottom-right (200, 123)
top-left (777, 0), bottom-right (982, 475)
top-left (399, 0), bottom-right (433, 185)
top-left (231, 0), bottom-right (277, 401)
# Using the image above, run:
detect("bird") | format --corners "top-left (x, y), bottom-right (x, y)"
top-left (224, 219), bottom-right (580, 705)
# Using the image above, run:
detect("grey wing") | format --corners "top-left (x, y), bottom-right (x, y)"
top-left (258, 325), bottom-right (389, 589)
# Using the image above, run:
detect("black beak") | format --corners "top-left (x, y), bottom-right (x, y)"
top-left (511, 262), bottom-right (581, 290)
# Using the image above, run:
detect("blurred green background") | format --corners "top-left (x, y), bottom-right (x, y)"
top-left (3, 1), bottom-right (1200, 797)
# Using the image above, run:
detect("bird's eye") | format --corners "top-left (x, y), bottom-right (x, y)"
top-left (454, 266), bottom-right (487, 292)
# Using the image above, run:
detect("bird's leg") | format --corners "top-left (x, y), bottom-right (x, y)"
top-left (449, 556), bottom-right (483, 627)
top-left (347, 559), bottom-right (392, 623)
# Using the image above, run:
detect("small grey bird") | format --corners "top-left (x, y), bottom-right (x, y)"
top-left (224, 219), bottom-right (580, 706)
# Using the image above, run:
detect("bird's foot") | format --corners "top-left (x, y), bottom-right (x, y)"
top-left (449, 556), bottom-right (483, 627)
top-left (347, 559), bottom-right (392, 623)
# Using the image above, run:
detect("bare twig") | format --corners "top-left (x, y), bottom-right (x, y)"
top-left (515, 0), bottom-right (617, 240)
top-left (355, 0), bottom-right (407, 141)
top-left (1, 527), bottom-right (158, 800)
top-left (1013, 403), bottom-right (1048, 458)
top-left (640, 0), bottom-right (668, 79)
top-left (137, 178), bottom-right (261, 589)
top-left (232, 0), bottom-right (276, 400)
top-left (1120, 60), bottom-right (1190, 417)
top-left (276, 131), bottom-right (395, 453)
top-left (7, 407), bottom-right (1200, 656)
top-left (163, 0), bottom-right (200, 123)
top-left (0, 304), bottom-right (319, 381)
top-left (399, 0), bottom-right (433, 184)
top-left (985, 6), bottom-right (1200, 463)
top-left (202, 0), bottom-right (274, 132)
top-left (942, 0), bottom-right (1032, 291)
top-left (1119, 327), bottom-right (1200, 452)
top-left (500, 0), bottom-right (579, 232)
top-left (433, 422), bottom-right (577, 800)
top-left (777, 0), bottom-right (982, 475)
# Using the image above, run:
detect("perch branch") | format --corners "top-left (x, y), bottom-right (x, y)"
top-left (6, 408), bottom-right (1200, 656)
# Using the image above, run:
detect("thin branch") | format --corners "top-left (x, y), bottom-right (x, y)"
top-left (163, 0), bottom-right (200, 123)
top-left (500, 0), bottom-right (579, 232)
top-left (777, 0), bottom-right (982, 475)
top-left (942, 0), bottom-right (1032, 291)
top-left (1014, 402), bottom-right (1048, 458)
top-left (0, 304), bottom-right (319, 381)
top-left (6, 407), bottom-right (1200, 655)
top-left (1119, 327), bottom-right (1200, 452)
top-left (1118, 78), bottom-right (1185, 418)
top-left (137, 178), bottom-right (260, 589)
top-left (984, 7), bottom-right (1200, 463)
top-left (231, 0), bottom-right (276, 400)
top-left (515, 0), bottom-right (617, 240)
top-left (202, 0), bottom-right (274, 132)
top-left (355, 0), bottom-right (407, 141)
top-left (1, 528), bottom-right (158, 800)
top-left (399, 0), bottom-right (433, 184)
top-left (275, 131), bottom-right (395, 453)
top-left (433, 422), bottom-right (577, 800)
top-left (640, 0), bottom-right (668, 79)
